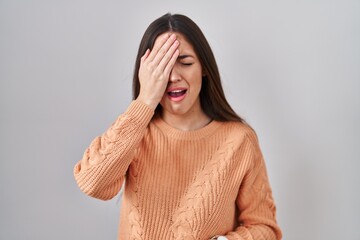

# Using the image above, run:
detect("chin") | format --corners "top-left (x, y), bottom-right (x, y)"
top-left (165, 108), bottom-right (186, 116)
top-left (161, 104), bottom-right (188, 116)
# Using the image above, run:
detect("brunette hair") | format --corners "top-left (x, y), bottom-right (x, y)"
top-left (132, 13), bottom-right (244, 122)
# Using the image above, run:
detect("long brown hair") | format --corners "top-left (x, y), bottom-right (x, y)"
top-left (133, 13), bottom-right (244, 122)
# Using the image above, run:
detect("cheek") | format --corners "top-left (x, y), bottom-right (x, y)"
top-left (187, 67), bottom-right (202, 86)
top-left (194, 78), bottom-right (202, 92)
top-left (192, 73), bottom-right (203, 93)
top-left (188, 79), bottom-right (202, 101)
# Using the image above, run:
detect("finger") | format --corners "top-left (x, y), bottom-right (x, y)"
top-left (158, 40), bottom-right (179, 72)
top-left (163, 49), bottom-right (180, 76)
top-left (141, 49), bottom-right (150, 62)
top-left (149, 34), bottom-right (177, 65)
top-left (145, 33), bottom-right (170, 62)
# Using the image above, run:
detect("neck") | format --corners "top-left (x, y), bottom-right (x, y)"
top-left (161, 110), bottom-right (211, 131)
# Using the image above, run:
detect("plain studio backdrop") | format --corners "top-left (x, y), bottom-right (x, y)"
top-left (1, 0), bottom-right (359, 239)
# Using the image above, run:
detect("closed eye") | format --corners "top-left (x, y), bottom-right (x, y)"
top-left (181, 62), bottom-right (193, 66)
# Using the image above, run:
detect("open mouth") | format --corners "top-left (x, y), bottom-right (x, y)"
top-left (167, 89), bottom-right (187, 97)
top-left (166, 88), bottom-right (187, 102)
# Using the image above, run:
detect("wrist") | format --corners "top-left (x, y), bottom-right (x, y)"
top-left (136, 96), bottom-right (158, 110)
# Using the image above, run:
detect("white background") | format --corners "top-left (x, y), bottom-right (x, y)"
top-left (1, 0), bottom-right (359, 239)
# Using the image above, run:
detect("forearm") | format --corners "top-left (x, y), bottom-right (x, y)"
top-left (224, 135), bottom-right (282, 240)
top-left (73, 100), bottom-right (154, 200)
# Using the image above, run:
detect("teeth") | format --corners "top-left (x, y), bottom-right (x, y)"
top-left (170, 90), bottom-right (184, 93)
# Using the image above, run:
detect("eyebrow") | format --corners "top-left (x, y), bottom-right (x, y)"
top-left (178, 54), bottom-right (193, 59)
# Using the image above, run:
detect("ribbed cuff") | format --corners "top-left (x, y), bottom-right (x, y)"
top-left (126, 100), bottom-right (155, 126)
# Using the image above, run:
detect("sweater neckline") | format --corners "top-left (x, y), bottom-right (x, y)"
top-left (152, 117), bottom-right (222, 140)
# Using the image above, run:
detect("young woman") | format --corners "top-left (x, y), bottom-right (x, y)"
top-left (74, 13), bottom-right (282, 240)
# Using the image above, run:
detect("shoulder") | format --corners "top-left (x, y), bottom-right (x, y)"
top-left (220, 122), bottom-right (266, 168)
top-left (215, 121), bottom-right (263, 157)
top-left (219, 121), bottom-right (258, 141)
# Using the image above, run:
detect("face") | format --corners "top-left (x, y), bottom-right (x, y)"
top-left (157, 32), bottom-right (204, 119)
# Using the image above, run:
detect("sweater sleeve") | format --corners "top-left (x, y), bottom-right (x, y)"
top-left (73, 100), bottom-right (154, 200)
top-left (225, 133), bottom-right (282, 240)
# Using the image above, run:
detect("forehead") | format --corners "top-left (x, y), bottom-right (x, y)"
top-left (156, 32), bottom-right (196, 54)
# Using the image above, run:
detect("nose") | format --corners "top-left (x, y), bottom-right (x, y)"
top-left (169, 65), bottom-right (181, 83)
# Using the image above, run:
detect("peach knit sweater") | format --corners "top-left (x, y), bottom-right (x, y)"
top-left (74, 100), bottom-right (282, 240)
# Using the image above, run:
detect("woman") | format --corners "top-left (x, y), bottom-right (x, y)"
top-left (74, 13), bottom-right (282, 240)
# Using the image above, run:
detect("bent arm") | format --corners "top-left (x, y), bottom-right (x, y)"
top-left (73, 100), bottom-right (154, 200)
top-left (225, 135), bottom-right (282, 240)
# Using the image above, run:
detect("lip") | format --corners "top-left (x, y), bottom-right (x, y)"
top-left (166, 87), bottom-right (187, 102)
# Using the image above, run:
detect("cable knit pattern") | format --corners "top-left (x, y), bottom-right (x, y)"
top-left (171, 136), bottom-right (239, 239)
top-left (127, 156), bottom-right (144, 240)
top-left (74, 100), bottom-right (282, 240)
